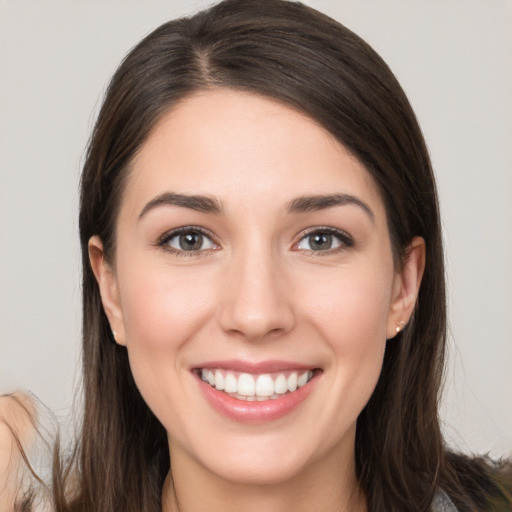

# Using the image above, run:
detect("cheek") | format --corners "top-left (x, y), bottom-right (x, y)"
top-left (297, 260), bottom-right (393, 409)
top-left (302, 262), bottom-right (393, 347)
top-left (114, 258), bottom-right (220, 412)
top-left (119, 264), bottom-right (215, 351)
top-left (115, 261), bottom-right (219, 426)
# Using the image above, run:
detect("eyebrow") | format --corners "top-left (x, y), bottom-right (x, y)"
top-left (286, 193), bottom-right (374, 221)
top-left (138, 191), bottom-right (374, 222)
top-left (138, 192), bottom-right (223, 219)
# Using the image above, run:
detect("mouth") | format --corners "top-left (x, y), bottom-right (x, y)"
top-left (192, 360), bottom-right (322, 423)
top-left (195, 368), bottom-right (318, 402)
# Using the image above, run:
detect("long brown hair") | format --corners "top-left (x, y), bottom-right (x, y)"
top-left (49, 0), bottom-right (509, 510)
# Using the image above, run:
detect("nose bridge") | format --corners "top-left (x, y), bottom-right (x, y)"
top-left (219, 240), bottom-right (295, 340)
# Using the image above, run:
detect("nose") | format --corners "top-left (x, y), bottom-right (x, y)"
top-left (218, 249), bottom-right (296, 341)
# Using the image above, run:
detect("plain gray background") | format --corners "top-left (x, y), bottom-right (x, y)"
top-left (0, 0), bottom-right (511, 457)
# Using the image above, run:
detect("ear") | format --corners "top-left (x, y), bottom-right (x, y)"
top-left (88, 236), bottom-right (126, 346)
top-left (386, 236), bottom-right (426, 339)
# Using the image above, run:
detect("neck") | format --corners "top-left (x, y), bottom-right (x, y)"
top-left (161, 443), bottom-right (366, 512)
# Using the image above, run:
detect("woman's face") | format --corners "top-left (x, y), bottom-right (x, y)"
top-left (91, 89), bottom-right (423, 486)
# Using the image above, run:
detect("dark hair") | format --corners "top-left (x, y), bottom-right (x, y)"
top-left (49, 0), bottom-right (510, 510)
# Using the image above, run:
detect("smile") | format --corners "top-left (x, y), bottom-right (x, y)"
top-left (199, 369), bottom-right (315, 401)
top-left (193, 361), bottom-right (321, 423)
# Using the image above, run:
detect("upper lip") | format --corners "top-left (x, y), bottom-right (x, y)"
top-left (192, 359), bottom-right (318, 374)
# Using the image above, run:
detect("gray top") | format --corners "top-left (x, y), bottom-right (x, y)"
top-left (432, 489), bottom-right (458, 511)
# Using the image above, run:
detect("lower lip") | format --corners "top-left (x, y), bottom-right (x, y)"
top-left (195, 373), bottom-right (319, 424)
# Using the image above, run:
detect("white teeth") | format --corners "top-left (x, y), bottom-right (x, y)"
top-left (255, 374), bottom-right (274, 397)
top-left (224, 373), bottom-right (237, 393)
top-left (287, 373), bottom-right (298, 392)
top-left (237, 373), bottom-right (255, 396)
top-left (200, 368), bottom-right (315, 400)
top-left (214, 371), bottom-right (224, 391)
top-left (297, 371), bottom-right (309, 388)
top-left (274, 374), bottom-right (288, 394)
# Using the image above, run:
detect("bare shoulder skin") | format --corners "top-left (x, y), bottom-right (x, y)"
top-left (0, 393), bottom-right (36, 512)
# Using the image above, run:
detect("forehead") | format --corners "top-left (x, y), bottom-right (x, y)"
top-left (123, 89), bottom-right (385, 220)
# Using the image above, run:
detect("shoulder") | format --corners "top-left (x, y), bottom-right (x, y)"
top-left (0, 393), bottom-right (37, 510)
top-left (0, 392), bottom-right (36, 462)
top-left (443, 451), bottom-right (512, 511)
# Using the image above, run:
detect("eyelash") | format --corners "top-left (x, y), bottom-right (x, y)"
top-left (293, 226), bottom-right (354, 256)
top-left (157, 226), bottom-right (354, 257)
top-left (157, 226), bottom-right (219, 257)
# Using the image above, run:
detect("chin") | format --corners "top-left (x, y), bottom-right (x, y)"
top-left (203, 453), bottom-right (312, 486)
top-left (184, 428), bottom-right (336, 487)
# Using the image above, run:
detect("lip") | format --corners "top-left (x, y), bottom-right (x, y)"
top-left (192, 360), bottom-right (321, 424)
top-left (193, 359), bottom-right (317, 373)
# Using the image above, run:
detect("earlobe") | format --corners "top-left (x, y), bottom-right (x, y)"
top-left (88, 236), bottom-right (126, 346)
top-left (387, 237), bottom-right (426, 339)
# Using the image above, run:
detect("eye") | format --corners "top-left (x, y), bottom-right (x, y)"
top-left (295, 228), bottom-right (352, 253)
top-left (160, 227), bottom-right (218, 254)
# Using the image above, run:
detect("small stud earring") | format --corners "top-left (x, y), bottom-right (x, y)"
top-left (112, 330), bottom-right (117, 340)
top-left (395, 321), bottom-right (405, 333)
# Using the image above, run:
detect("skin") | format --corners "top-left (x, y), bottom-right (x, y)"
top-left (0, 394), bottom-right (37, 511)
top-left (90, 89), bottom-right (425, 512)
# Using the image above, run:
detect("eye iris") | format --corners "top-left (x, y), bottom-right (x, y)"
top-left (309, 233), bottom-right (332, 250)
top-left (179, 232), bottom-right (203, 250)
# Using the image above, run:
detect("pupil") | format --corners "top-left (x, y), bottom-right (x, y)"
top-left (310, 233), bottom-right (331, 250)
top-left (179, 232), bottom-right (203, 250)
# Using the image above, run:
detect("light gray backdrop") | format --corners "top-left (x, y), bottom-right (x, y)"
top-left (1, 0), bottom-right (511, 457)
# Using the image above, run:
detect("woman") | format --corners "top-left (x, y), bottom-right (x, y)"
top-left (2, 0), bottom-right (510, 510)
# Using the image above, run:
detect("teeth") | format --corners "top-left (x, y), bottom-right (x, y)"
top-left (287, 373), bottom-right (298, 392)
top-left (224, 373), bottom-right (237, 393)
top-left (297, 371), bottom-right (309, 388)
top-left (274, 374), bottom-right (288, 394)
top-left (255, 374), bottom-right (274, 397)
top-left (214, 371), bottom-right (224, 391)
top-left (200, 369), bottom-right (315, 400)
top-left (238, 373), bottom-right (255, 396)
